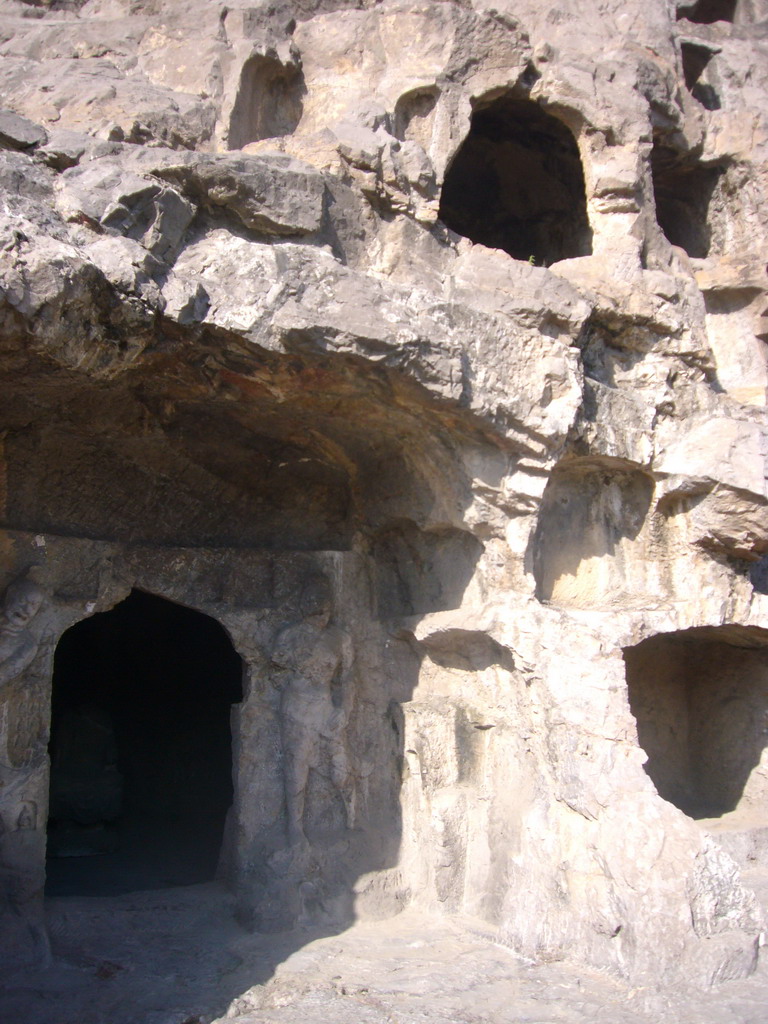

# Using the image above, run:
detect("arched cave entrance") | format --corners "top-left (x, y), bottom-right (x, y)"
top-left (625, 627), bottom-right (768, 819)
top-left (438, 95), bottom-right (592, 266)
top-left (46, 589), bottom-right (243, 896)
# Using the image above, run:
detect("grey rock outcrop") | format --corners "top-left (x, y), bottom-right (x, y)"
top-left (0, 108), bottom-right (46, 151)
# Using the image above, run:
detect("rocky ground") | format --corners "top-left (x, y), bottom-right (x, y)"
top-left (3, 875), bottom-right (768, 1024)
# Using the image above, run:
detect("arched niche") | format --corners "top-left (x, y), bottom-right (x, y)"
top-left (394, 87), bottom-right (439, 150)
top-left (650, 140), bottom-right (725, 258)
top-left (625, 626), bottom-right (768, 819)
top-left (372, 521), bottom-right (483, 618)
top-left (46, 589), bottom-right (243, 896)
top-left (226, 54), bottom-right (305, 149)
top-left (532, 460), bottom-right (654, 609)
top-left (438, 95), bottom-right (592, 266)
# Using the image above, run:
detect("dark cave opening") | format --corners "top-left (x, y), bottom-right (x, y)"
top-left (681, 42), bottom-right (721, 110)
top-left (677, 0), bottom-right (737, 23)
top-left (625, 628), bottom-right (768, 819)
top-left (438, 95), bottom-right (592, 266)
top-left (651, 141), bottom-right (724, 257)
top-left (46, 589), bottom-right (243, 897)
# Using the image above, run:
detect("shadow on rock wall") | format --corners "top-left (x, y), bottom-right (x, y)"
top-left (0, 321), bottom-right (486, 1015)
top-left (625, 626), bottom-right (768, 819)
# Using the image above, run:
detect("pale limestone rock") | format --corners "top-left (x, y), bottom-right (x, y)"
top-left (132, 148), bottom-right (327, 234)
top-left (0, 0), bottom-right (767, 1007)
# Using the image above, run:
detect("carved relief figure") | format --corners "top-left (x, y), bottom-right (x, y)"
top-left (15, 801), bottom-right (36, 831)
top-left (0, 579), bottom-right (44, 690)
top-left (271, 575), bottom-right (354, 846)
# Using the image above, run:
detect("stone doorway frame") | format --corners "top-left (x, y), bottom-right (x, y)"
top-left (0, 530), bottom-right (361, 965)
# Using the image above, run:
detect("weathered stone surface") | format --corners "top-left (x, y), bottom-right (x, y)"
top-left (0, 0), bottom-right (767, 1017)
top-left (55, 160), bottom-right (195, 259)
top-left (0, 108), bottom-right (46, 151)
top-left (133, 149), bottom-right (327, 235)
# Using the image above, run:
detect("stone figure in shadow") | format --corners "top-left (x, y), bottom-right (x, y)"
top-left (0, 578), bottom-right (48, 964)
top-left (0, 578), bottom-right (45, 691)
top-left (271, 574), bottom-right (355, 847)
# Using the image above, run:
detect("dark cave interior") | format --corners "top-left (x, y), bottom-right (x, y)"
top-left (651, 141), bottom-right (724, 258)
top-left (438, 95), bottom-right (592, 266)
top-left (46, 589), bottom-right (243, 896)
top-left (677, 0), bottom-right (737, 23)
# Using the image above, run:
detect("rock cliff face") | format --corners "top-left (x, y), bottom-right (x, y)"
top-left (0, 0), bottom-right (767, 992)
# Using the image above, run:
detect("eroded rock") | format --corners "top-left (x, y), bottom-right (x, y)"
top-left (0, 0), bottom-right (767, 1009)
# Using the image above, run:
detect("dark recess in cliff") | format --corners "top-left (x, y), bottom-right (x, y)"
top-left (681, 42), bottom-right (721, 110)
top-left (677, 0), bottom-right (737, 23)
top-left (625, 627), bottom-right (768, 819)
top-left (47, 589), bottom-right (243, 896)
top-left (438, 95), bottom-right (592, 266)
top-left (651, 141), bottom-right (724, 258)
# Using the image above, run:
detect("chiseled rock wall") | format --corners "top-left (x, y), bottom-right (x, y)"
top-left (0, 0), bottom-right (767, 989)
